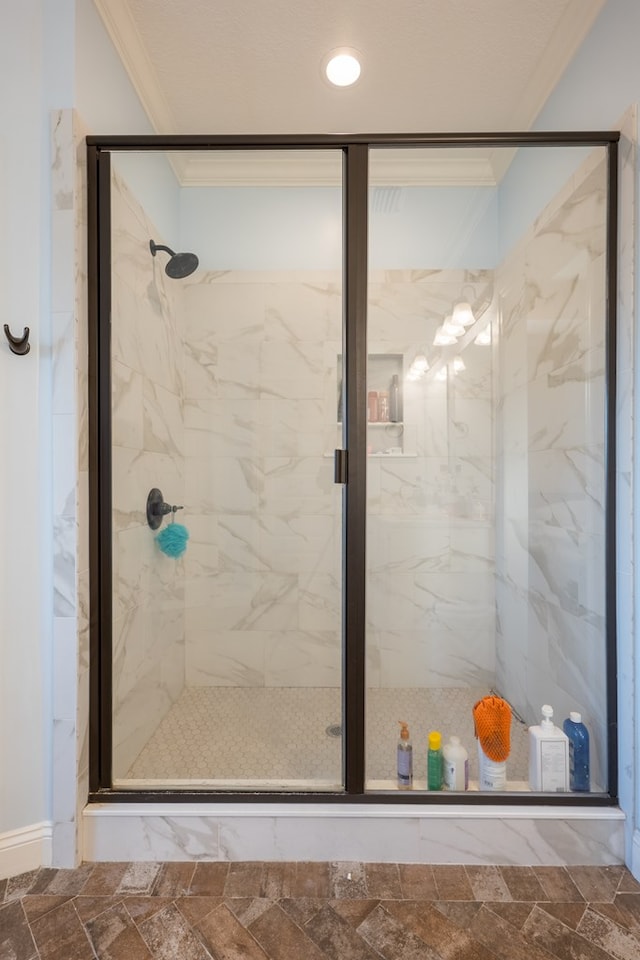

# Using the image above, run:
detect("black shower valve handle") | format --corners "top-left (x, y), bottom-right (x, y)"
top-left (158, 501), bottom-right (182, 517)
top-left (146, 488), bottom-right (183, 530)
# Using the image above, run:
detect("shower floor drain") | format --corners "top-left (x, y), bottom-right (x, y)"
top-left (325, 723), bottom-right (342, 738)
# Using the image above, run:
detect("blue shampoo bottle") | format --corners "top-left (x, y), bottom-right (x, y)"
top-left (563, 712), bottom-right (590, 791)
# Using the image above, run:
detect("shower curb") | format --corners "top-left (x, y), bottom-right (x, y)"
top-left (83, 802), bottom-right (624, 866)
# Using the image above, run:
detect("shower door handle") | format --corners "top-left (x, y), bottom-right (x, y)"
top-left (334, 449), bottom-right (348, 484)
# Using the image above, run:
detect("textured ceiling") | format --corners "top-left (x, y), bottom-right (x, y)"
top-left (95, 0), bottom-right (605, 135)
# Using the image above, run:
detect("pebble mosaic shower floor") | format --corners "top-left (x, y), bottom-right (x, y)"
top-left (123, 686), bottom-right (530, 787)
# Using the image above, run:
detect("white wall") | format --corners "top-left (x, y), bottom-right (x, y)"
top-left (0, 0), bottom-right (60, 856)
top-left (0, 0), bottom-right (160, 877)
top-left (75, 0), bottom-right (153, 135)
top-left (180, 184), bottom-right (498, 271)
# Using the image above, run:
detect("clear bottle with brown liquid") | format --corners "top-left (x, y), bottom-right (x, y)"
top-left (397, 721), bottom-right (413, 790)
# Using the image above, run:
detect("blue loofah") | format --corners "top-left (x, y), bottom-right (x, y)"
top-left (156, 522), bottom-right (190, 558)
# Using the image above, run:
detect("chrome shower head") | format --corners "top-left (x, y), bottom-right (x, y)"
top-left (149, 239), bottom-right (199, 279)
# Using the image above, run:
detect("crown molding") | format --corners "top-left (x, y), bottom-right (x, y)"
top-left (489, 0), bottom-right (605, 183)
top-left (506, 0), bottom-right (606, 132)
top-left (169, 150), bottom-right (497, 187)
top-left (92, 0), bottom-right (174, 133)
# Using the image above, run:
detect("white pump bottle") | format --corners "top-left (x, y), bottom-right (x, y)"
top-left (528, 704), bottom-right (569, 792)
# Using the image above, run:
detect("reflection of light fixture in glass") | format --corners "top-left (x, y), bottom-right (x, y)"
top-left (474, 327), bottom-right (491, 345)
top-left (452, 301), bottom-right (475, 326)
top-left (436, 366), bottom-right (448, 381)
top-left (407, 353), bottom-right (429, 381)
top-left (413, 354), bottom-right (429, 372)
top-left (324, 50), bottom-right (361, 86)
top-left (453, 355), bottom-right (466, 373)
top-left (442, 315), bottom-right (465, 337)
top-left (433, 326), bottom-right (457, 346)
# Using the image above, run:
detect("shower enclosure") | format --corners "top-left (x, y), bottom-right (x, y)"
top-left (88, 133), bottom-right (618, 801)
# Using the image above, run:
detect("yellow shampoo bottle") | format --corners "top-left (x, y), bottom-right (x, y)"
top-left (427, 730), bottom-right (443, 790)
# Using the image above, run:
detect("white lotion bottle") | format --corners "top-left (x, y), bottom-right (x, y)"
top-left (528, 704), bottom-right (569, 792)
top-left (477, 743), bottom-right (507, 790)
top-left (443, 736), bottom-right (469, 791)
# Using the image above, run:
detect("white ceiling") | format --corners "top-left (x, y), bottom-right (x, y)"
top-left (93, 0), bottom-right (605, 184)
top-left (95, 0), bottom-right (604, 134)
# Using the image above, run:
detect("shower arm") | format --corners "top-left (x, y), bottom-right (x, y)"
top-left (150, 241), bottom-right (173, 257)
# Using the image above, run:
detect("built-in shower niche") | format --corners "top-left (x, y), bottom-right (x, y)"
top-left (338, 353), bottom-right (405, 455)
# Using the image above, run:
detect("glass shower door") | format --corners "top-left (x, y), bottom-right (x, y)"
top-left (364, 144), bottom-right (609, 794)
top-left (109, 149), bottom-right (346, 790)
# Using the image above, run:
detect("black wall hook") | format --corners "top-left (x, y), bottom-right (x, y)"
top-left (3, 324), bottom-right (30, 356)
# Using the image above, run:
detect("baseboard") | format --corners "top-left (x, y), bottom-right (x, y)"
top-left (0, 822), bottom-right (53, 880)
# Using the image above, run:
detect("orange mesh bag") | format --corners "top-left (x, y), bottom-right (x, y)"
top-left (473, 695), bottom-right (512, 762)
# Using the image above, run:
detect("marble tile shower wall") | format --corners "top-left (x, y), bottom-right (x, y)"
top-left (182, 272), bottom-right (344, 688)
top-left (110, 171), bottom-right (186, 777)
top-left (495, 154), bottom-right (608, 788)
top-left (51, 109), bottom-right (90, 866)
top-left (367, 271), bottom-right (496, 688)
top-left (181, 268), bottom-right (496, 689)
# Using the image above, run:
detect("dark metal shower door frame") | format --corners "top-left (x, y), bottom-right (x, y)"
top-left (87, 131), bottom-right (620, 806)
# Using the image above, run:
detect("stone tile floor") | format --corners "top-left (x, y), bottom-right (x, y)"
top-left (2, 860), bottom-right (640, 959)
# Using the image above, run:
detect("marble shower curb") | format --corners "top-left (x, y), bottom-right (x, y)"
top-left (83, 803), bottom-right (625, 866)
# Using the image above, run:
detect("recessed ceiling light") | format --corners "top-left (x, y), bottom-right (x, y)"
top-left (324, 49), bottom-right (361, 87)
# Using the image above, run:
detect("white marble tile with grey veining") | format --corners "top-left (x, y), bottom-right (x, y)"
top-left (184, 398), bottom-right (260, 458)
top-left (264, 281), bottom-right (342, 342)
top-left (264, 630), bottom-right (341, 687)
top-left (258, 514), bottom-right (340, 576)
top-left (74, 807), bottom-right (619, 865)
top-left (185, 629), bottom-right (265, 686)
top-left (186, 572), bottom-right (298, 633)
top-left (259, 456), bottom-right (336, 516)
top-left (259, 340), bottom-right (326, 400)
top-left (257, 397), bottom-right (328, 457)
top-left (112, 360), bottom-right (144, 449)
top-left (143, 379), bottom-right (184, 458)
top-left (218, 515), bottom-right (270, 572)
top-left (528, 445), bottom-right (604, 535)
top-left (298, 573), bottom-right (341, 632)
top-left (184, 279), bottom-right (266, 343)
top-left (185, 456), bottom-right (260, 515)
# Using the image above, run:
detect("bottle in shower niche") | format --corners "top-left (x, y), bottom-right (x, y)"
top-left (389, 374), bottom-right (400, 422)
top-left (443, 736), bottom-right (469, 791)
top-left (427, 730), bottom-right (443, 790)
top-left (563, 712), bottom-right (590, 791)
top-left (378, 390), bottom-right (390, 422)
top-left (528, 705), bottom-right (569, 792)
top-left (397, 721), bottom-right (413, 790)
top-left (367, 390), bottom-right (379, 422)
